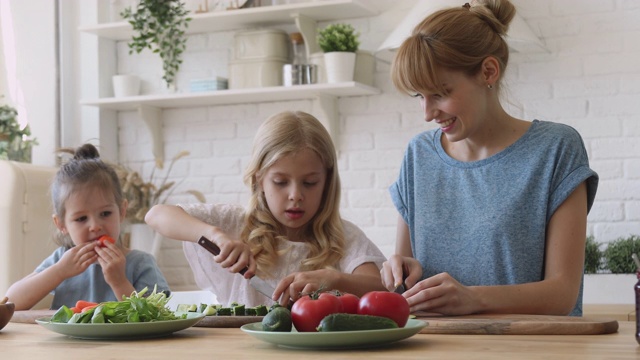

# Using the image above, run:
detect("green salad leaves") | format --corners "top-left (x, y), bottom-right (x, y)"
top-left (51, 286), bottom-right (183, 324)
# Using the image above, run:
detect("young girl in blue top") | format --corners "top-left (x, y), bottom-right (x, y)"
top-left (7, 144), bottom-right (170, 310)
top-left (380, 0), bottom-right (598, 316)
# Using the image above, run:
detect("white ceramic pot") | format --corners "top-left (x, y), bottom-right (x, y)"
top-left (112, 74), bottom-right (141, 97)
top-left (583, 273), bottom-right (636, 304)
top-left (129, 223), bottom-right (161, 256)
top-left (323, 51), bottom-right (356, 83)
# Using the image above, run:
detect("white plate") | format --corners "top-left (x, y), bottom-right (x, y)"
top-left (240, 318), bottom-right (428, 349)
top-left (35, 312), bottom-right (205, 340)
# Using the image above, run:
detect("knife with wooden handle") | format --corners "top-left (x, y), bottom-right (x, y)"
top-left (197, 236), bottom-right (276, 299)
top-left (393, 263), bottom-right (409, 294)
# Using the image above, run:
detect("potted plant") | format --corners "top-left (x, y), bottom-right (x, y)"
top-left (584, 235), bottom-right (603, 274)
top-left (121, 0), bottom-right (192, 89)
top-left (0, 103), bottom-right (38, 163)
top-left (603, 235), bottom-right (640, 274)
top-left (583, 235), bottom-right (639, 305)
top-left (317, 23), bottom-right (360, 83)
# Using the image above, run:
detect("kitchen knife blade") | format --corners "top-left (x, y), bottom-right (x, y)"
top-left (197, 236), bottom-right (276, 299)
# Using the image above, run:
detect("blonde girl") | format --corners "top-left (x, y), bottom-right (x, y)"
top-left (146, 111), bottom-right (386, 307)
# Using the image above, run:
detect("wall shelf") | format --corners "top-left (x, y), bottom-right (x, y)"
top-left (81, 82), bottom-right (380, 159)
top-left (80, 82), bottom-right (378, 110)
top-left (79, 0), bottom-right (381, 162)
top-left (79, 0), bottom-right (377, 40)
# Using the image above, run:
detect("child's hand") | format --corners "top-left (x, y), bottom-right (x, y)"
top-left (213, 236), bottom-right (256, 279)
top-left (95, 241), bottom-right (128, 286)
top-left (55, 242), bottom-right (98, 279)
top-left (272, 269), bottom-right (340, 306)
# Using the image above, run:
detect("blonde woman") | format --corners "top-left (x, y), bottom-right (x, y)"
top-left (146, 111), bottom-right (386, 307)
top-left (380, 0), bottom-right (598, 316)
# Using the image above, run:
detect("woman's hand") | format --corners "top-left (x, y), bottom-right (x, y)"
top-left (55, 242), bottom-right (98, 279)
top-left (403, 272), bottom-right (479, 315)
top-left (380, 254), bottom-right (422, 291)
top-left (272, 269), bottom-right (341, 306)
top-left (212, 233), bottom-right (257, 279)
top-left (95, 241), bottom-right (128, 286)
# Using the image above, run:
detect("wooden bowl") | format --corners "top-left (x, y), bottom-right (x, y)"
top-left (0, 302), bottom-right (15, 330)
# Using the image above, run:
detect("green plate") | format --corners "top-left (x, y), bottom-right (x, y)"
top-left (35, 312), bottom-right (205, 340)
top-left (240, 318), bottom-right (428, 349)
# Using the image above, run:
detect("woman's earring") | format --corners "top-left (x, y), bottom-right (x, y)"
top-left (487, 84), bottom-right (493, 89)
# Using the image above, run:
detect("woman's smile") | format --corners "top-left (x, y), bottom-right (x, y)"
top-left (438, 117), bottom-right (457, 132)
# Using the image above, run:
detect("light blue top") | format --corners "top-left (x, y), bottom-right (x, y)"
top-left (36, 247), bottom-right (170, 309)
top-left (389, 120), bottom-right (598, 316)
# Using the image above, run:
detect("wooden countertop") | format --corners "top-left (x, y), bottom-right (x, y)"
top-left (1, 321), bottom-right (638, 359)
top-left (583, 304), bottom-right (636, 321)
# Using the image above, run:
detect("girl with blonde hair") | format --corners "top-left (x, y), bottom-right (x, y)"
top-left (381, 0), bottom-right (598, 316)
top-left (146, 111), bottom-right (386, 307)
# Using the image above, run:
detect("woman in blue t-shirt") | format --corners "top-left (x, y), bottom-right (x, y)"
top-left (380, 0), bottom-right (598, 316)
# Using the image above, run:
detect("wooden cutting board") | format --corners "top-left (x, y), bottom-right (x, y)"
top-left (193, 315), bottom-right (263, 328)
top-left (13, 310), bottom-right (619, 335)
top-left (414, 314), bottom-right (619, 335)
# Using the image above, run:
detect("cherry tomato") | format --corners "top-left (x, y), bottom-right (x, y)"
top-left (291, 292), bottom-right (342, 332)
top-left (98, 235), bottom-right (115, 247)
top-left (336, 292), bottom-right (360, 314)
top-left (357, 291), bottom-right (410, 327)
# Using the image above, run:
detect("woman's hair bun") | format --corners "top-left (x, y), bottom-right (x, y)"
top-left (472, 0), bottom-right (516, 36)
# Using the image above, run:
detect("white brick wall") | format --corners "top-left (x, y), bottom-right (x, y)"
top-left (114, 0), bottom-right (640, 289)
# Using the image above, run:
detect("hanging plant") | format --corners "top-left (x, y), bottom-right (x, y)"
top-left (121, 0), bottom-right (192, 88)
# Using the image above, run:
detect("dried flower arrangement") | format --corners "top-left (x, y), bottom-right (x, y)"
top-left (114, 150), bottom-right (205, 223)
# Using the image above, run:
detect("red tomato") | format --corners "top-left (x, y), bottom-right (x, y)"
top-left (98, 235), bottom-right (115, 247)
top-left (357, 291), bottom-right (410, 327)
top-left (291, 292), bottom-right (343, 332)
top-left (336, 292), bottom-right (360, 314)
top-left (75, 300), bottom-right (98, 310)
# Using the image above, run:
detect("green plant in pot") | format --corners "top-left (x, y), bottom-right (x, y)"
top-left (603, 235), bottom-right (640, 274)
top-left (317, 23), bottom-right (360, 83)
top-left (121, 0), bottom-right (192, 88)
top-left (0, 103), bottom-right (38, 163)
top-left (584, 235), bottom-right (603, 274)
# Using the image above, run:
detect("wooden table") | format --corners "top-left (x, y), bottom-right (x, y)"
top-left (1, 321), bottom-right (638, 359)
top-left (583, 304), bottom-right (637, 321)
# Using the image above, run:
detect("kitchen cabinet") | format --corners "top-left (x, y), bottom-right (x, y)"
top-left (79, 0), bottom-right (382, 161)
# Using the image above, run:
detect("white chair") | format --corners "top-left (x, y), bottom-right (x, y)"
top-left (0, 160), bottom-right (58, 308)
